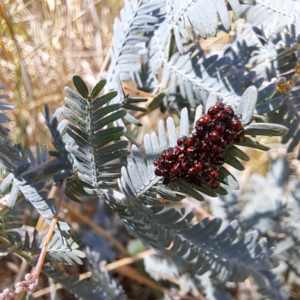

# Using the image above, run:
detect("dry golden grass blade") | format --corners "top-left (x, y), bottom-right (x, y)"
top-left (0, 2), bottom-right (34, 102)
top-left (116, 265), bottom-right (166, 293)
top-left (123, 83), bottom-right (157, 98)
top-left (62, 201), bottom-right (129, 256)
top-left (0, 0), bottom-right (116, 146)
top-left (102, 249), bottom-right (156, 272)
top-left (200, 17), bottom-right (245, 50)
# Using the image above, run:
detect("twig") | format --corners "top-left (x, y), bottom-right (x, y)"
top-left (31, 182), bottom-right (64, 279)
top-left (117, 265), bottom-right (166, 293)
top-left (32, 248), bottom-right (157, 298)
top-left (122, 84), bottom-right (156, 98)
top-left (62, 201), bottom-right (129, 256)
top-left (0, 180), bottom-right (66, 299)
top-left (99, 46), bottom-right (111, 77)
top-left (102, 248), bottom-right (156, 272)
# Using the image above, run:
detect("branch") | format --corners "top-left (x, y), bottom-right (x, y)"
top-left (0, 179), bottom-right (66, 299)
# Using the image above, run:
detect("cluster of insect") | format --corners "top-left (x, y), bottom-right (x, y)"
top-left (276, 58), bottom-right (300, 93)
top-left (154, 102), bottom-right (245, 189)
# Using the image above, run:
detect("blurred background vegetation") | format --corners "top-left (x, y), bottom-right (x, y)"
top-left (0, 0), bottom-right (123, 147)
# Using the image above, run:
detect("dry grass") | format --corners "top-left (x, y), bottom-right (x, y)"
top-left (0, 0), bottom-right (123, 146)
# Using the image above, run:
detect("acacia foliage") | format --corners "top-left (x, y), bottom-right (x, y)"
top-left (1, 0), bottom-right (300, 299)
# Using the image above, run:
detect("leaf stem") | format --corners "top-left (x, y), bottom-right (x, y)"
top-left (0, 179), bottom-right (67, 299)
top-left (31, 180), bottom-right (66, 280)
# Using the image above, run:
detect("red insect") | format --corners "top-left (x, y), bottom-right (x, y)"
top-left (154, 102), bottom-right (245, 189)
